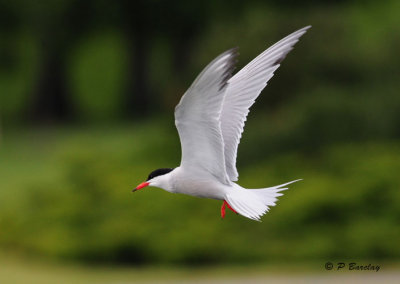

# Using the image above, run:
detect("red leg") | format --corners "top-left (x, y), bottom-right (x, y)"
top-left (221, 201), bottom-right (226, 218)
top-left (225, 200), bottom-right (238, 214)
top-left (221, 200), bottom-right (237, 218)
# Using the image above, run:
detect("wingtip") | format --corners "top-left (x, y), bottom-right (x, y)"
top-left (296, 26), bottom-right (312, 36)
top-left (218, 48), bottom-right (240, 91)
top-left (221, 46), bottom-right (239, 58)
top-left (227, 47), bottom-right (240, 62)
top-left (288, 26), bottom-right (311, 38)
top-left (299, 25), bottom-right (312, 32)
top-left (229, 46), bottom-right (240, 53)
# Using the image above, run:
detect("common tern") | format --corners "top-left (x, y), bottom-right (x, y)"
top-left (134, 26), bottom-right (310, 221)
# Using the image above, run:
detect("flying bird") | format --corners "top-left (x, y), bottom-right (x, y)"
top-left (133, 26), bottom-right (310, 221)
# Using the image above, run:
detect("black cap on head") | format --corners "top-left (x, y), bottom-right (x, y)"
top-left (147, 168), bottom-right (174, 181)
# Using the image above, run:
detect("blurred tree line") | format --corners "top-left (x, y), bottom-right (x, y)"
top-left (0, 0), bottom-right (397, 133)
top-left (0, 0), bottom-right (253, 123)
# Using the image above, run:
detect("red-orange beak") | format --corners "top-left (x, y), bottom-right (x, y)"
top-left (132, 181), bottom-right (150, 192)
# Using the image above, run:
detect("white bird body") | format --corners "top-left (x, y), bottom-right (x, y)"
top-left (157, 167), bottom-right (228, 199)
top-left (135, 26), bottom-right (310, 221)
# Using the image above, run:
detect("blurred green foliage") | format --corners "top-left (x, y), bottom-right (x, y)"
top-left (1, 123), bottom-right (399, 264)
top-left (68, 32), bottom-right (128, 121)
top-left (0, 33), bottom-right (38, 120)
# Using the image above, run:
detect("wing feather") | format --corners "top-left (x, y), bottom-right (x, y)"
top-left (221, 26), bottom-right (311, 181)
top-left (175, 48), bottom-right (238, 185)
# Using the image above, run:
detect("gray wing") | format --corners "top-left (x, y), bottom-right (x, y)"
top-left (175, 48), bottom-right (238, 185)
top-left (221, 26), bottom-right (311, 181)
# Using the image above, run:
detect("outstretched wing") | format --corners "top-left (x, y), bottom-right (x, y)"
top-left (175, 48), bottom-right (238, 185)
top-left (221, 26), bottom-right (311, 181)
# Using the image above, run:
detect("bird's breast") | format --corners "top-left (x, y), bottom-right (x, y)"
top-left (171, 170), bottom-right (228, 200)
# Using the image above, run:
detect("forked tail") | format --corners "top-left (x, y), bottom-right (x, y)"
top-left (225, 179), bottom-right (301, 221)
